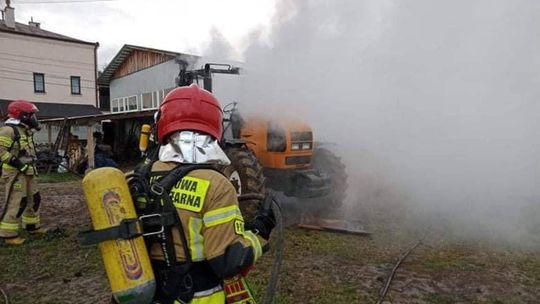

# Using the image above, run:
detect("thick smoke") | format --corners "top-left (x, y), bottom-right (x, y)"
top-left (231, 0), bottom-right (540, 247)
top-left (202, 28), bottom-right (239, 61)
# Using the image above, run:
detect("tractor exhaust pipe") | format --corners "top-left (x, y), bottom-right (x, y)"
top-left (203, 64), bottom-right (213, 92)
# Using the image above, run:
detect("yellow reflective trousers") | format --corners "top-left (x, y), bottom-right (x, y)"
top-left (0, 169), bottom-right (39, 238)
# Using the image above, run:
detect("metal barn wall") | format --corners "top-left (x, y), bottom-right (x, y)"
top-left (109, 55), bottom-right (247, 114)
top-left (109, 59), bottom-right (178, 100)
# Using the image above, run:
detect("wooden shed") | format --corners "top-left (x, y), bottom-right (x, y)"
top-left (40, 110), bottom-right (155, 170)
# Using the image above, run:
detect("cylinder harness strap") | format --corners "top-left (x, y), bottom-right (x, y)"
top-left (78, 218), bottom-right (142, 245)
top-left (6, 124), bottom-right (21, 151)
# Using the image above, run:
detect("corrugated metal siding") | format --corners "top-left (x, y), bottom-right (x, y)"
top-left (110, 59), bottom-right (178, 100)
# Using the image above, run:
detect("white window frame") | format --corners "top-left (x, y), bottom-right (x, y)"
top-left (152, 91), bottom-right (159, 108)
top-left (159, 89), bottom-right (165, 105)
top-left (141, 92), bottom-right (154, 110)
top-left (111, 95), bottom-right (139, 113)
top-left (119, 98), bottom-right (125, 112)
top-left (126, 95), bottom-right (138, 112)
top-left (140, 90), bottom-right (166, 110)
top-left (111, 98), bottom-right (119, 113)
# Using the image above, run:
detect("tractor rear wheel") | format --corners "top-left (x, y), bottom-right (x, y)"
top-left (222, 146), bottom-right (266, 221)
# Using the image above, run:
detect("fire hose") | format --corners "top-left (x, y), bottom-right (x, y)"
top-left (238, 192), bottom-right (284, 304)
top-left (376, 239), bottom-right (424, 304)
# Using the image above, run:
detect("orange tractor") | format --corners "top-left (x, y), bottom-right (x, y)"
top-left (177, 63), bottom-right (348, 220)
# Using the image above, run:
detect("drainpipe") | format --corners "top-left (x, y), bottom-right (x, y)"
top-left (94, 42), bottom-right (99, 108)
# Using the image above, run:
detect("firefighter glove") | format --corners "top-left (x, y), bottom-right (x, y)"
top-left (245, 210), bottom-right (275, 240)
top-left (8, 155), bottom-right (29, 173)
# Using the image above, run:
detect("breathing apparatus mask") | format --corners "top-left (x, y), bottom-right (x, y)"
top-left (4, 113), bottom-right (40, 131)
top-left (21, 112), bottom-right (40, 130)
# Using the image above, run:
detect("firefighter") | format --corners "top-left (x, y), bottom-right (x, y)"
top-left (0, 100), bottom-right (45, 245)
top-left (137, 84), bottom-right (275, 303)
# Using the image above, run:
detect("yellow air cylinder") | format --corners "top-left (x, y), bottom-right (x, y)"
top-left (139, 124), bottom-right (152, 153)
top-left (83, 167), bottom-right (156, 304)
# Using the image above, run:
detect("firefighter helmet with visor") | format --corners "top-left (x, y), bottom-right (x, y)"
top-left (157, 84), bottom-right (223, 143)
top-left (7, 100), bottom-right (39, 129)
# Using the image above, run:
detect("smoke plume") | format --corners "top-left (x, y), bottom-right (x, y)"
top-left (230, 0), bottom-right (540, 247)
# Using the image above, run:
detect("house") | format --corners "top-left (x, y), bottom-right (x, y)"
top-left (0, 2), bottom-right (102, 142)
top-left (98, 44), bottom-right (195, 114)
top-left (98, 44), bottom-right (243, 114)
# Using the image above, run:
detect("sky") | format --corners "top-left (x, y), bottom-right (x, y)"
top-left (5, 0), bottom-right (276, 69)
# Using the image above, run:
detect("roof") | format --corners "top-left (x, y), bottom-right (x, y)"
top-left (40, 109), bottom-right (156, 126)
top-left (97, 44), bottom-right (198, 86)
top-left (0, 99), bottom-right (102, 119)
top-left (0, 20), bottom-right (97, 46)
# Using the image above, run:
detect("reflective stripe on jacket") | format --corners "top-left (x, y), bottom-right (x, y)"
top-left (0, 125), bottom-right (36, 173)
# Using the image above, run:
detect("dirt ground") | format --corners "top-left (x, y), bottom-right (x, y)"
top-left (0, 180), bottom-right (539, 304)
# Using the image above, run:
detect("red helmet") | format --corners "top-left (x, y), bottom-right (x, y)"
top-left (8, 100), bottom-right (39, 129)
top-left (8, 99), bottom-right (38, 119)
top-left (157, 84), bottom-right (223, 143)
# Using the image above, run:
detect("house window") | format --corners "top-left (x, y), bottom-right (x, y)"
top-left (142, 91), bottom-right (164, 109)
top-left (111, 98), bottom-right (119, 112)
top-left (71, 76), bottom-right (81, 95)
top-left (127, 96), bottom-right (138, 111)
top-left (142, 92), bottom-right (153, 109)
top-left (33, 73), bottom-right (45, 93)
top-left (112, 96), bottom-right (137, 112)
top-left (159, 90), bottom-right (165, 104)
top-left (152, 91), bottom-right (159, 108)
top-left (119, 98), bottom-right (125, 112)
